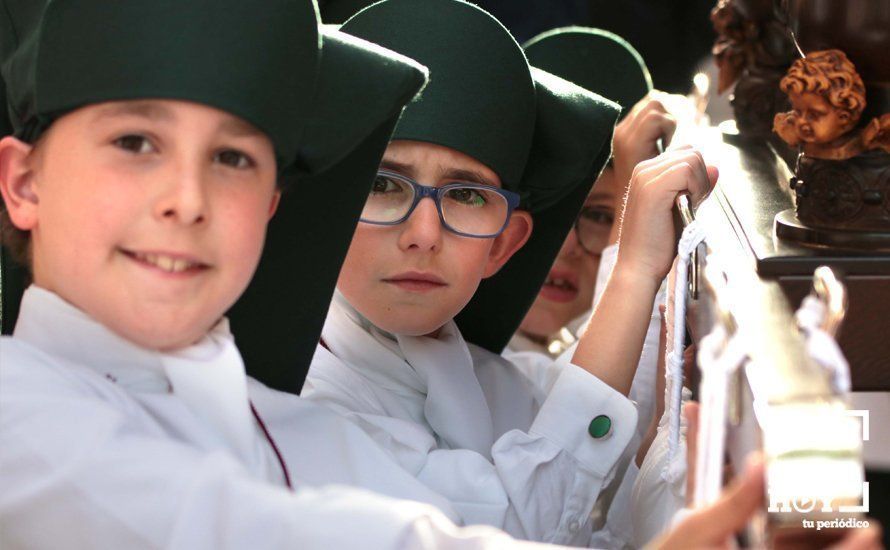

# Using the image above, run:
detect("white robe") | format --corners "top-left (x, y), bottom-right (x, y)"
top-left (302, 291), bottom-right (640, 546)
top-left (505, 243), bottom-right (664, 549)
top-left (0, 286), bottom-right (555, 550)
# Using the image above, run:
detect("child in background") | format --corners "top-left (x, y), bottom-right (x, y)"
top-left (507, 27), bottom-right (679, 549)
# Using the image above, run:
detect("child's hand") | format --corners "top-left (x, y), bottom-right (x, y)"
top-left (616, 148), bottom-right (718, 285)
top-left (652, 453), bottom-right (765, 549)
top-left (683, 401), bottom-right (700, 507)
top-left (612, 93), bottom-right (678, 195)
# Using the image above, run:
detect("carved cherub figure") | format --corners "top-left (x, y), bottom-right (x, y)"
top-left (711, 0), bottom-right (747, 93)
top-left (862, 113), bottom-right (890, 155)
top-left (773, 50), bottom-right (866, 159)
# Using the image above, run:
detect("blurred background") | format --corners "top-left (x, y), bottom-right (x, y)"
top-left (471, 0), bottom-right (716, 94)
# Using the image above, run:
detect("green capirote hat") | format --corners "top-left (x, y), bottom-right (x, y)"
top-left (230, 27), bottom-right (428, 393)
top-left (338, 0), bottom-right (620, 358)
top-left (524, 27), bottom-right (652, 120)
top-left (0, 0), bottom-right (429, 392)
top-left (0, 70), bottom-right (10, 137)
top-left (319, 0), bottom-right (381, 24)
top-left (2, 0), bottom-right (321, 171)
top-left (342, 0), bottom-right (537, 196)
top-left (1, 55), bottom-right (20, 332)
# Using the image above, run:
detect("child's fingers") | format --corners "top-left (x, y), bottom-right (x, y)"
top-left (676, 454), bottom-right (766, 545)
top-left (641, 155), bottom-right (712, 206)
top-left (828, 524), bottom-right (884, 550)
top-left (684, 401), bottom-right (701, 506)
top-left (631, 147), bottom-right (704, 185)
top-left (706, 165), bottom-right (719, 189)
top-left (640, 110), bottom-right (677, 149)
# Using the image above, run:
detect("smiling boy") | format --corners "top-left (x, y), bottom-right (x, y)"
top-left (302, 0), bottom-right (717, 545)
top-left (0, 0), bottom-right (536, 547)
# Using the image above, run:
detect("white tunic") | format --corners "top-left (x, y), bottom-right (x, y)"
top-left (303, 292), bottom-right (640, 546)
top-left (0, 287), bottom-right (554, 550)
top-left (505, 243), bottom-right (664, 549)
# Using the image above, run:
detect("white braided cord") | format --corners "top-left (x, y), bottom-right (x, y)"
top-left (667, 220), bottom-right (707, 460)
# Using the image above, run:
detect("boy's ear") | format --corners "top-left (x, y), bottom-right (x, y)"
top-left (482, 210), bottom-right (533, 278)
top-left (268, 190), bottom-right (282, 219)
top-left (0, 136), bottom-right (40, 231)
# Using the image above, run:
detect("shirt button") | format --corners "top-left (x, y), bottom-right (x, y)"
top-left (568, 519), bottom-right (581, 533)
top-left (588, 414), bottom-right (612, 439)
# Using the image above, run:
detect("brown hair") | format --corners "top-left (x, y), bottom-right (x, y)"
top-left (1, 206), bottom-right (30, 266)
top-left (780, 50), bottom-right (866, 125)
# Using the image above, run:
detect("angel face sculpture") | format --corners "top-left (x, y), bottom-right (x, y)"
top-left (773, 50), bottom-right (866, 152)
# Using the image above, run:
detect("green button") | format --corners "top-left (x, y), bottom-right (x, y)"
top-left (588, 415), bottom-right (612, 439)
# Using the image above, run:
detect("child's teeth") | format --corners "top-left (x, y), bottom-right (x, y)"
top-left (131, 251), bottom-right (197, 272)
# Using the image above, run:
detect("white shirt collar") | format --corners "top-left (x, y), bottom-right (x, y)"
top-left (321, 292), bottom-right (495, 457)
top-left (14, 286), bottom-right (261, 466)
top-left (14, 286), bottom-right (173, 392)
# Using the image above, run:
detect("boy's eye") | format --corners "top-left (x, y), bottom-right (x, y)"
top-left (580, 207), bottom-right (614, 225)
top-left (445, 187), bottom-right (487, 207)
top-left (113, 135), bottom-right (154, 154)
top-left (371, 175), bottom-right (406, 194)
top-left (215, 149), bottom-right (255, 169)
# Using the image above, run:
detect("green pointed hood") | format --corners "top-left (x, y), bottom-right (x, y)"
top-left (319, 0), bottom-right (381, 24)
top-left (230, 26), bottom-right (429, 392)
top-left (0, 70), bottom-right (10, 136)
top-left (524, 26), bottom-right (652, 120)
top-left (339, 0), bottom-right (620, 356)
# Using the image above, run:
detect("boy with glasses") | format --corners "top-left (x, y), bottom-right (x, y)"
top-left (302, 0), bottom-right (715, 544)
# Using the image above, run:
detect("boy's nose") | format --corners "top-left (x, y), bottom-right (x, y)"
top-left (153, 167), bottom-right (208, 226)
top-left (397, 197), bottom-right (442, 252)
top-left (557, 228), bottom-right (584, 259)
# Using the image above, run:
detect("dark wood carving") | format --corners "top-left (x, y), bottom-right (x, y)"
top-left (769, 0), bottom-right (890, 239)
top-left (710, 0), bottom-right (797, 137)
top-left (787, 151), bottom-right (890, 236)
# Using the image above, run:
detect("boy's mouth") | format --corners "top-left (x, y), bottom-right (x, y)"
top-left (540, 270), bottom-right (579, 303)
top-left (121, 249), bottom-right (210, 275)
top-left (382, 271), bottom-right (447, 293)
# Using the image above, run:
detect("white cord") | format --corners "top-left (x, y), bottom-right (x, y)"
top-left (693, 325), bottom-right (748, 507)
top-left (795, 295), bottom-right (851, 394)
top-left (667, 220), bottom-right (707, 461)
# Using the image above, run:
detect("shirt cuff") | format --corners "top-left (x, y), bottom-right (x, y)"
top-left (530, 362), bottom-right (638, 478)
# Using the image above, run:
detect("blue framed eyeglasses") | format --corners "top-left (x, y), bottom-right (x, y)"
top-left (360, 169), bottom-right (521, 238)
top-left (573, 205), bottom-right (615, 256)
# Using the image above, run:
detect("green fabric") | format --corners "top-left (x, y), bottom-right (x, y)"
top-left (319, 0), bottom-right (380, 24)
top-left (342, 0), bottom-right (536, 190)
top-left (230, 27), bottom-right (427, 391)
top-left (296, 27), bottom-right (427, 176)
top-left (524, 27), bottom-right (652, 120)
top-left (0, 71), bottom-right (10, 136)
top-left (339, 0), bottom-right (620, 355)
top-left (0, 1), bottom-right (429, 391)
top-left (455, 69), bottom-right (618, 353)
top-left (1, 0), bottom-right (319, 169)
